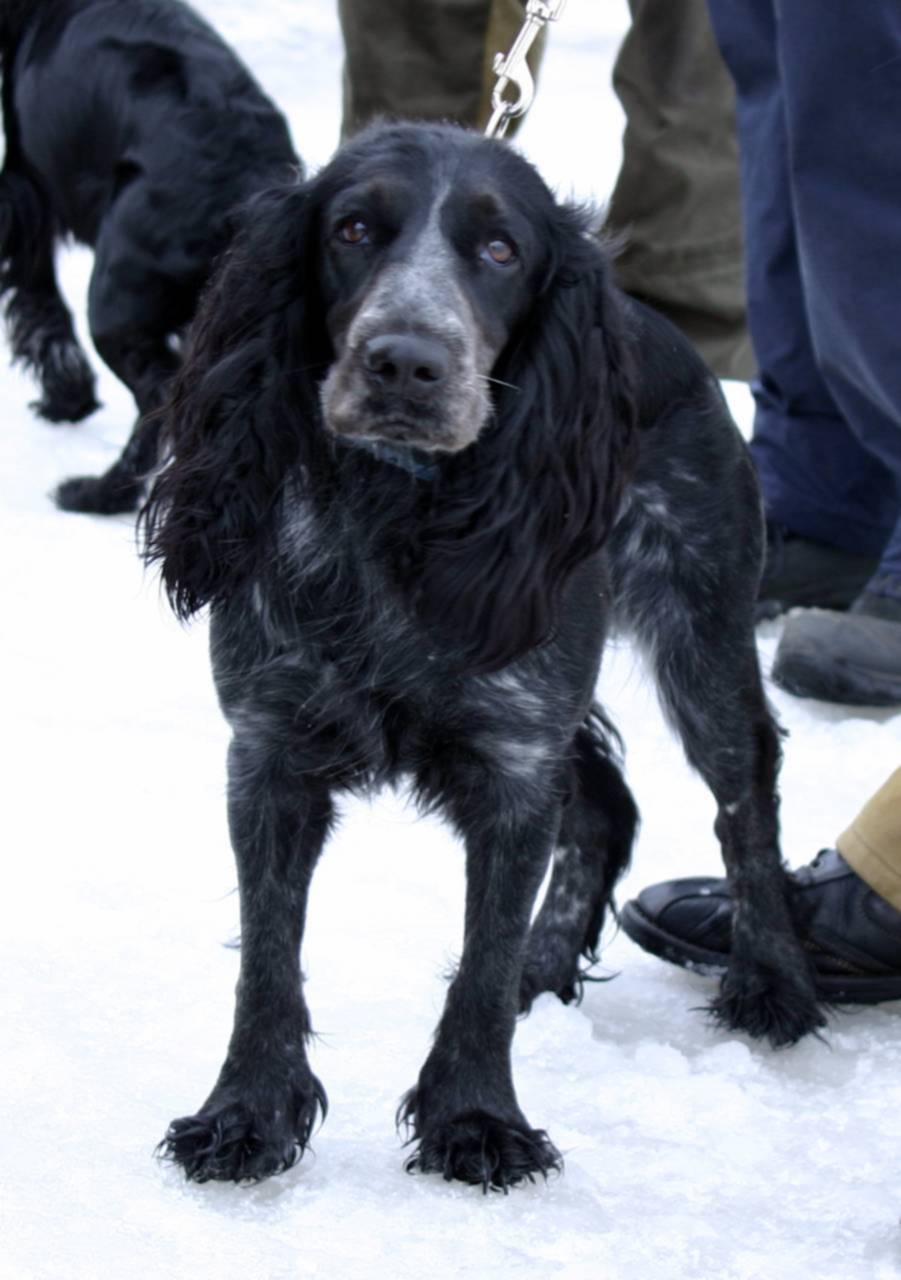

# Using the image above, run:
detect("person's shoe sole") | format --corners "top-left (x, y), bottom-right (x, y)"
top-left (619, 900), bottom-right (901, 1004)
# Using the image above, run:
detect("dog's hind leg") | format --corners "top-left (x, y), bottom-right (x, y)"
top-left (55, 187), bottom-right (187, 514)
top-left (654, 634), bottom-right (823, 1045)
top-left (519, 714), bottom-right (638, 1010)
top-left (0, 167), bottom-right (98, 422)
top-left (53, 330), bottom-right (178, 514)
top-left (612, 488), bottom-right (825, 1046)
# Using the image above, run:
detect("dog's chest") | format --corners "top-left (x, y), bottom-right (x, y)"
top-left (220, 562), bottom-right (447, 784)
top-left (219, 565), bottom-right (556, 794)
top-left (209, 493), bottom-right (567, 791)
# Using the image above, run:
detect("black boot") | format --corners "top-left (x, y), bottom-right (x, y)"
top-left (771, 587), bottom-right (901, 706)
top-left (757, 523), bottom-right (880, 620)
top-left (620, 848), bottom-right (901, 1003)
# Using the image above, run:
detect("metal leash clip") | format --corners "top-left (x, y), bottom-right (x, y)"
top-left (484, 0), bottom-right (567, 139)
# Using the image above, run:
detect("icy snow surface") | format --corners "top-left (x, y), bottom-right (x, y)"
top-left (2, 3), bottom-right (900, 1278)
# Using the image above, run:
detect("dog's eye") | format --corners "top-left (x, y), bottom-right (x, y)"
top-left (336, 218), bottom-right (370, 246)
top-left (481, 238), bottom-right (516, 266)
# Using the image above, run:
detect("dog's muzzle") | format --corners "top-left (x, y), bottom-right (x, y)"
top-left (322, 327), bottom-right (490, 453)
top-left (362, 333), bottom-right (451, 401)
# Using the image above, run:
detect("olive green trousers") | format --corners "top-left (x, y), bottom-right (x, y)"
top-left (838, 769), bottom-right (901, 911)
top-left (338, 0), bottom-right (753, 380)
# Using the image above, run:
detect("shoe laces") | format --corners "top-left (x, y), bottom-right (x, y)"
top-left (788, 847), bottom-right (834, 889)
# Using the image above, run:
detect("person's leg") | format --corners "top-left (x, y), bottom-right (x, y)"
top-left (338, 0), bottom-right (541, 137)
top-left (774, 0), bottom-right (901, 593)
top-left (606, 0), bottom-right (752, 381)
top-left (838, 770), bottom-right (901, 911)
top-left (706, 0), bottom-right (900, 572)
top-left (620, 768), bottom-right (901, 1003)
top-left (721, 2), bottom-right (901, 702)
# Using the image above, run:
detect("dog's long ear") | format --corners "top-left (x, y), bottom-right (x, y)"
top-left (141, 180), bottom-right (325, 619)
top-left (421, 221), bottom-right (638, 671)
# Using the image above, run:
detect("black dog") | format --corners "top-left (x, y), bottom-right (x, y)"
top-left (144, 122), bottom-right (825, 1192)
top-left (0, 0), bottom-right (298, 513)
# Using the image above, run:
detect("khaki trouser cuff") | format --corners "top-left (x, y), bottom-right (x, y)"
top-left (836, 768), bottom-right (901, 911)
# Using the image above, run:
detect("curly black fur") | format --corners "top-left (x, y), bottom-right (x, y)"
top-left (143, 122), bottom-right (823, 1192)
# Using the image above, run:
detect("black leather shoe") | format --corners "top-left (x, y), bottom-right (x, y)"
top-left (620, 848), bottom-right (901, 1003)
top-left (757, 523), bottom-right (880, 620)
top-left (771, 590), bottom-right (901, 706)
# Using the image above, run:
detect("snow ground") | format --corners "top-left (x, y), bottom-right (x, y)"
top-left (2, 3), bottom-right (901, 1278)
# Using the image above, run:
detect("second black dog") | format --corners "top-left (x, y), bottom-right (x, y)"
top-left (0, 0), bottom-right (298, 513)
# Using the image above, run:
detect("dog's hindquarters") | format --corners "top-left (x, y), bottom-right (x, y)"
top-left (4, 0), bottom-right (300, 515)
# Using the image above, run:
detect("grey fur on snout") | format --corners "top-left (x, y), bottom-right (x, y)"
top-left (320, 196), bottom-right (500, 452)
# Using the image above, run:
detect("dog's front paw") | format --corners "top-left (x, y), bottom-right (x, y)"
top-left (158, 1076), bottom-right (327, 1184)
top-left (400, 1096), bottom-right (561, 1191)
top-left (709, 963), bottom-right (826, 1048)
top-left (54, 472), bottom-right (143, 515)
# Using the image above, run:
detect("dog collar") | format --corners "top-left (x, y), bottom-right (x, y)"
top-left (352, 439), bottom-right (439, 481)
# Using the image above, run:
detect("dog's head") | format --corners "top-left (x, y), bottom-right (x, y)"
top-left (145, 124), bottom-right (637, 665)
top-left (315, 125), bottom-right (548, 455)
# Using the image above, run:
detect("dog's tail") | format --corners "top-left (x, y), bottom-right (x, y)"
top-left (0, 14), bottom-right (99, 422)
top-left (562, 709), bottom-right (639, 962)
top-left (519, 709), bottom-right (639, 1009)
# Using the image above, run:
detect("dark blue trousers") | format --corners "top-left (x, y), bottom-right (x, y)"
top-left (706, 0), bottom-right (901, 588)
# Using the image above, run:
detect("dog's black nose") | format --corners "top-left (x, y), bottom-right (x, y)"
top-left (363, 334), bottom-right (450, 397)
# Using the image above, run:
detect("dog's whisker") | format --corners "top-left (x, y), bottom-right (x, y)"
top-left (479, 374), bottom-right (523, 392)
